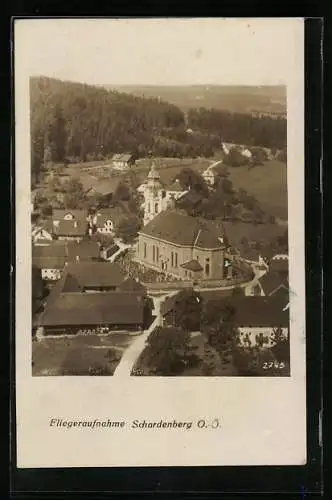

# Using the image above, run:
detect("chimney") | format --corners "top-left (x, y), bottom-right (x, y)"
top-left (76, 255), bottom-right (80, 262)
top-left (74, 221), bottom-right (77, 228)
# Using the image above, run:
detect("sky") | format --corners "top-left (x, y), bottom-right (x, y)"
top-left (14, 18), bottom-right (303, 86)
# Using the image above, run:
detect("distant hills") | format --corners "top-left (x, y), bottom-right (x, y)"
top-left (104, 85), bottom-right (287, 115)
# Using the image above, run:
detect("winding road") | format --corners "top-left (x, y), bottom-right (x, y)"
top-left (113, 291), bottom-right (178, 377)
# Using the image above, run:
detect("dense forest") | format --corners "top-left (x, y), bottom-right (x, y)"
top-left (30, 77), bottom-right (287, 182)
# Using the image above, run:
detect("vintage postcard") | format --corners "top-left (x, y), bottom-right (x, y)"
top-left (15, 18), bottom-right (306, 467)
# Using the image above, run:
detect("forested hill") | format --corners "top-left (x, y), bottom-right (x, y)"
top-left (30, 76), bottom-right (184, 168)
top-left (30, 76), bottom-right (287, 179)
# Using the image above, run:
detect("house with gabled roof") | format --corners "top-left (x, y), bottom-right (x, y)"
top-left (34, 263), bottom-right (149, 336)
top-left (112, 153), bottom-right (135, 169)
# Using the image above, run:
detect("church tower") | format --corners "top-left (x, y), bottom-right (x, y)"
top-left (143, 161), bottom-right (168, 225)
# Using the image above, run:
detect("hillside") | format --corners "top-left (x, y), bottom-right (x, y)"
top-left (105, 85), bottom-right (287, 115)
top-left (30, 77), bottom-right (287, 187)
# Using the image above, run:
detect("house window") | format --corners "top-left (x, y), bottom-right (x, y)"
top-left (152, 245), bottom-right (155, 262)
top-left (205, 262), bottom-right (210, 276)
top-left (155, 203), bottom-right (159, 214)
top-left (175, 252), bottom-right (178, 268)
top-left (143, 243), bottom-right (147, 258)
top-left (171, 252), bottom-right (174, 267)
top-left (156, 246), bottom-right (159, 262)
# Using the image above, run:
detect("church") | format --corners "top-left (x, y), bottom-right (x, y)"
top-left (137, 162), bottom-right (188, 225)
top-left (136, 210), bottom-right (233, 281)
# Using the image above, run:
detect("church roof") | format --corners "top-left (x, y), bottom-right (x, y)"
top-left (180, 259), bottom-right (203, 271)
top-left (138, 210), bottom-right (226, 249)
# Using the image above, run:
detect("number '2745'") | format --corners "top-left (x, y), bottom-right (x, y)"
top-left (262, 361), bottom-right (285, 369)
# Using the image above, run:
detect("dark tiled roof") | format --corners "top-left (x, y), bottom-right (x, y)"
top-left (93, 207), bottom-right (126, 228)
top-left (112, 153), bottom-right (134, 162)
top-left (180, 259), bottom-right (203, 271)
top-left (231, 296), bottom-right (289, 327)
top-left (32, 240), bottom-right (100, 261)
top-left (259, 271), bottom-right (289, 296)
top-left (66, 241), bottom-right (100, 260)
top-left (32, 241), bottom-right (68, 259)
top-left (176, 190), bottom-right (204, 207)
top-left (32, 256), bottom-right (67, 269)
top-left (118, 277), bottom-right (147, 294)
top-left (86, 178), bottom-right (122, 196)
top-left (39, 292), bottom-right (144, 326)
top-left (139, 210), bottom-right (226, 249)
top-left (54, 220), bottom-right (88, 237)
top-left (52, 209), bottom-right (88, 222)
top-left (65, 261), bottom-right (126, 288)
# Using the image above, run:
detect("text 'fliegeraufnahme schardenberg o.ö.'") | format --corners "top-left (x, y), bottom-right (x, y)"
top-left (49, 418), bottom-right (222, 430)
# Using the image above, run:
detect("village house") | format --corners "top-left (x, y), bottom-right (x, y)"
top-left (112, 153), bottom-right (135, 169)
top-left (202, 160), bottom-right (224, 186)
top-left (52, 209), bottom-right (89, 224)
top-left (54, 220), bottom-right (88, 242)
top-left (231, 296), bottom-right (289, 348)
top-left (34, 263), bottom-right (148, 336)
top-left (88, 206), bottom-right (126, 235)
top-left (63, 261), bottom-right (127, 292)
top-left (32, 240), bottom-right (103, 283)
top-left (85, 177), bottom-right (122, 202)
top-left (136, 210), bottom-right (233, 281)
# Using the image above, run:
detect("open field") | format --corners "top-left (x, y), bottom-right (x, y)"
top-left (38, 157), bottom-right (287, 220)
top-left (226, 160), bottom-right (288, 219)
top-left (105, 85), bottom-right (287, 115)
top-left (32, 333), bottom-right (138, 376)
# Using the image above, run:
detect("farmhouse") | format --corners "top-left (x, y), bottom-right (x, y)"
top-left (32, 255), bottom-right (67, 282)
top-left (137, 210), bottom-right (232, 280)
top-left (38, 292), bottom-right (145, 336)
top-left (63, 261), bottom-right (127, 292)
top-left (88, 206), bottom-right (127, 235)
top-left (85, 178), bottom-right (122, 200)
top-left (112, 153), bottom-right (135, 169)
top-left (35, 263), bottom-right (147, 336)
top-left (231, 296), bottom-right (289, 348)
top-left (53, 220), bottom-right (88, 241)
top-left (202, 161), bottom-right (224, 186)
top-left (52, 209), bottom-right (88, 224)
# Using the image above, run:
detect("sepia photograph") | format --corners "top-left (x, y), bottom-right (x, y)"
top-left (15, 18), bottom-right (306, 468)
top-left (29, 22), bottom-right (289, 379)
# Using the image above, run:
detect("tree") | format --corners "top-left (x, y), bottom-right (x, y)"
top-left (176, 168), bottom-right (209, 197)
top-left (270, 327), bottom-right (290, 364)
top-left (145, 326), bottom-right (192, 375)
top-left (221, 178), bottom-right (233, 194)
top-left (223, 148), bottom-right (250, 167)
top-left (172, 289), bottom-right (203, 331)
top-left (116, 215), bottom-right (142, 243)
top-left (113, 181), bottom-right (131, 202)
top-left (63, 178), bottom-right (86, 209)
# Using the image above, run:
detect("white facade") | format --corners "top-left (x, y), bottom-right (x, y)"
top-left (32, 228), bottom-right (53, 244)
top-left (41, 268), bottom-right (62, 281)
top-left (97, 219), bottom-right (113, 234)
top-left (142, 164), bottom-right (186, 225)
top-left (237, 326), bottom-right (288, 348)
